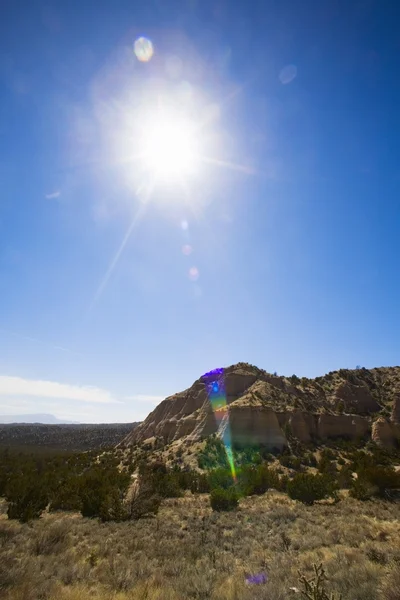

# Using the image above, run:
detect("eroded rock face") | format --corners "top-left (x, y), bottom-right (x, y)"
top-left (332, 382), bottom-right (380, 415)
top-left (391, 395), bottom-right (400, 424)
top-left (289, 411), bottom-right (313, 443)
top-left (318, 414), bottom-right (370, 440)
top-left (122, 363), bottom-right (400, 449)
top-left (224, 370), bottom-right (259, 403)
top-left (372, 418), bottom-right (396, 448)
top-left (228, 407), bottom-right (287, 450)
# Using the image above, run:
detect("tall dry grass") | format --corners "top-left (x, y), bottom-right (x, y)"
top-left (1, 492), bottom-right (399, 600)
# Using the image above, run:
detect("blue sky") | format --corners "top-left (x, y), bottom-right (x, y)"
top-left (0, 0), bottom-right (399, 422)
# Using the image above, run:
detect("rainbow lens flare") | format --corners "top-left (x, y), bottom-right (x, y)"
top-left (203, 368), bottom-right (237, 482)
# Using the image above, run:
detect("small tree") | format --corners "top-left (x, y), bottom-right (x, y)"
top-left (287, 473), bottom-right (338, 505)
top-left (7, 478), bottom-right (49, 523)
top-left (127, 480), bottom-right (161, 520)
top-left (210, 487), bottom-right (239, 511)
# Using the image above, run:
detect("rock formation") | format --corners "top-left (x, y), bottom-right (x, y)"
top-left (371, 418), bottom-right (397, 448)
top-left (391, 394), bottom-right (400, 424)
top-left (122, 363), bottom-right (400, 450)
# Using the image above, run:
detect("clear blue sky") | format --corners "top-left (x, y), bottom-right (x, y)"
top-left (1, 0), bottom-right (399, 422)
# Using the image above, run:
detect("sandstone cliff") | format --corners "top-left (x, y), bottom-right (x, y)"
top-left (122, 364), bottom-right (400, 449)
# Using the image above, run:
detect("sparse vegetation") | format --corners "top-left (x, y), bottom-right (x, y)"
top-left (0, 491), bottom-right (399, 599)
top-left (210, 487), bottom-right (239, 511)
top-left (0, 423), bottom-right (137, 453)
top-left (287, 473), bottom-right (339, 505)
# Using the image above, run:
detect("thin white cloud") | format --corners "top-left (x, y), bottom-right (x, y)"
top-left (124, 394), bottom-right (165, 403)
top-left (0, 376), bottom-right (118, 404)
top-left (45, 191), bottom-right (61, 199)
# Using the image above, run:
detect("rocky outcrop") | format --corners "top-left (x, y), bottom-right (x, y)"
top-left (391, 395), bottom-right (400, 424)
top-left (122, 363), bottom-right (400, 449)
top-left (227, 406), bottom-right (287, 450)
top-left (289, 411), bottom-right (314, 443)
top-left (332, 382), bottom-right (380, 415)
top-left (318, 414), bottom-right (370, 440)
top-left (372, 418), bottom-right (396, 448)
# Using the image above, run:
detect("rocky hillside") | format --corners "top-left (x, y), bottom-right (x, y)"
top-left (122, 364), bottom-right (400, 450)
top-left (0, 422), bottom-right (139, 453)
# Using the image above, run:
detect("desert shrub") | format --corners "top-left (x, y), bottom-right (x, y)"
top-left (298, 562), bottom-right (342, 600)
top-left (6, 478), bottom-right (49, 522)
top-left (337, 465), bottom-right (354, 489)
top-left (210, 487), bottom-right (239, 511)
top-left (99, 489), bottom-right (129, 522)
top-left (139, 461), bottom-right (183, 498)
top-left (208, 467), bottom-right (235, 491)
top-left (352, 466), bottom-right (400, 500)
top-left (0, 555), bottom-right (22, 591)
top-left (287, 473), bottom-right (338, 505)
top-left (239, 463), bottom-right (279, 496)
top-left (189, 472), bottom-right (210, 494)
top-left (101, 555), bottom-right (135, 591)
top-left (279, 454), bottom-right (303, 470)
top-left (349, 478), bottom-right (375, 501)
top-left (49, 479), bottom-right (82, 512)
top-left (32, 519), bottom-right (71, 555)
top-left (197, 436), bottom-right (228, 469)
top-left (381, 565), bottom-right (400, 600)
top-left (127, 480), bottom-right (161, 520)
top-left (366, 545), bottom-right (387, 564)
top-left (302, 451), bottom-right (318, 467)
top-left (79, 466), bottom-right (130, 519)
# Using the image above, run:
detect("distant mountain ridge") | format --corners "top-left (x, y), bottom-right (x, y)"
top-left (0, 413), bottom-right (79, 424)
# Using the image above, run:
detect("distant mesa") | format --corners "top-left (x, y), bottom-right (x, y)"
top-left (0, 413), bottom-right (79, 425)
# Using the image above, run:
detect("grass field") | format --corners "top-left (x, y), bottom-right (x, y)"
top-left (1, 491), bottom-right (399, 600)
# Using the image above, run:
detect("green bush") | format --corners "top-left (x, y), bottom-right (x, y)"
top-left (287, 473), bottom-right (338, 505)
top-left (6, 479), bottom-right (49, 522)
top-left (239, 464), bottom-right (279, 496)
top-left (210, 487), bottom-right (239, 511)
top-left (49, 479), bottom-right (82, 512)
top-left (349, 478), bottom-right (374, 501)
top-left (350, 466), bottom-right (400, 500)
top-left (337, 465), bottom-right (354, 489)
top-left (208, 467), bottom-right (236, 490)
top-left (128, 481), bottom-right (161, 520)
top-left (279, 454), bottom-right (303, 470)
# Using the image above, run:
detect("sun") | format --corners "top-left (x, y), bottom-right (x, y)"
top-left (139, 111), bottom-right (199, 182)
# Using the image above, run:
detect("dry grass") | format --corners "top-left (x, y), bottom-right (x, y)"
top-left (1, 492), bottom-right (400, 599)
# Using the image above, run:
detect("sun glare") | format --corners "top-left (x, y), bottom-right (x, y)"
top-left (140, 113), bottom-right (199, 181)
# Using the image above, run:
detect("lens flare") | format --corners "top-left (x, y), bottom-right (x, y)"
top-left (203, 368), bottom-right (237, 482)
top-left (134, 37), bottom-right (154, 62)
top-left (188, 266), bottom-right (199, 281)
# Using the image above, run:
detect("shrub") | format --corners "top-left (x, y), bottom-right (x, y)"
top-left (287, 473), bottom-right (338, 505)
top-left (189, 473), bottom-right (210, 494)
top-left (337, 465), bottom-right (354, 489)
top-left (279, 454), bottom-right (303, 470)
top-left (6, 478), bottom-right (49, 522)
top-left (208, 468), bottom-right (235, 491)
top-left (127, 480), bottom-right (161, 520)
top-left (49, 479), bottom-right (82, 512)
top-left (210, 487), bottom-right (239, 511)
top-left (349, 478), bottom-right (374, 501)
top-left (32, 519), bottom-right (71, 555)
top-left (381, 565), bottom-right (400, 600)
top-left (352, 466), bottom-right (400, 500)
top-left (298, 562), bottom-right (342, 600)
top-left (239, 464), bottom-right (279, 496)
